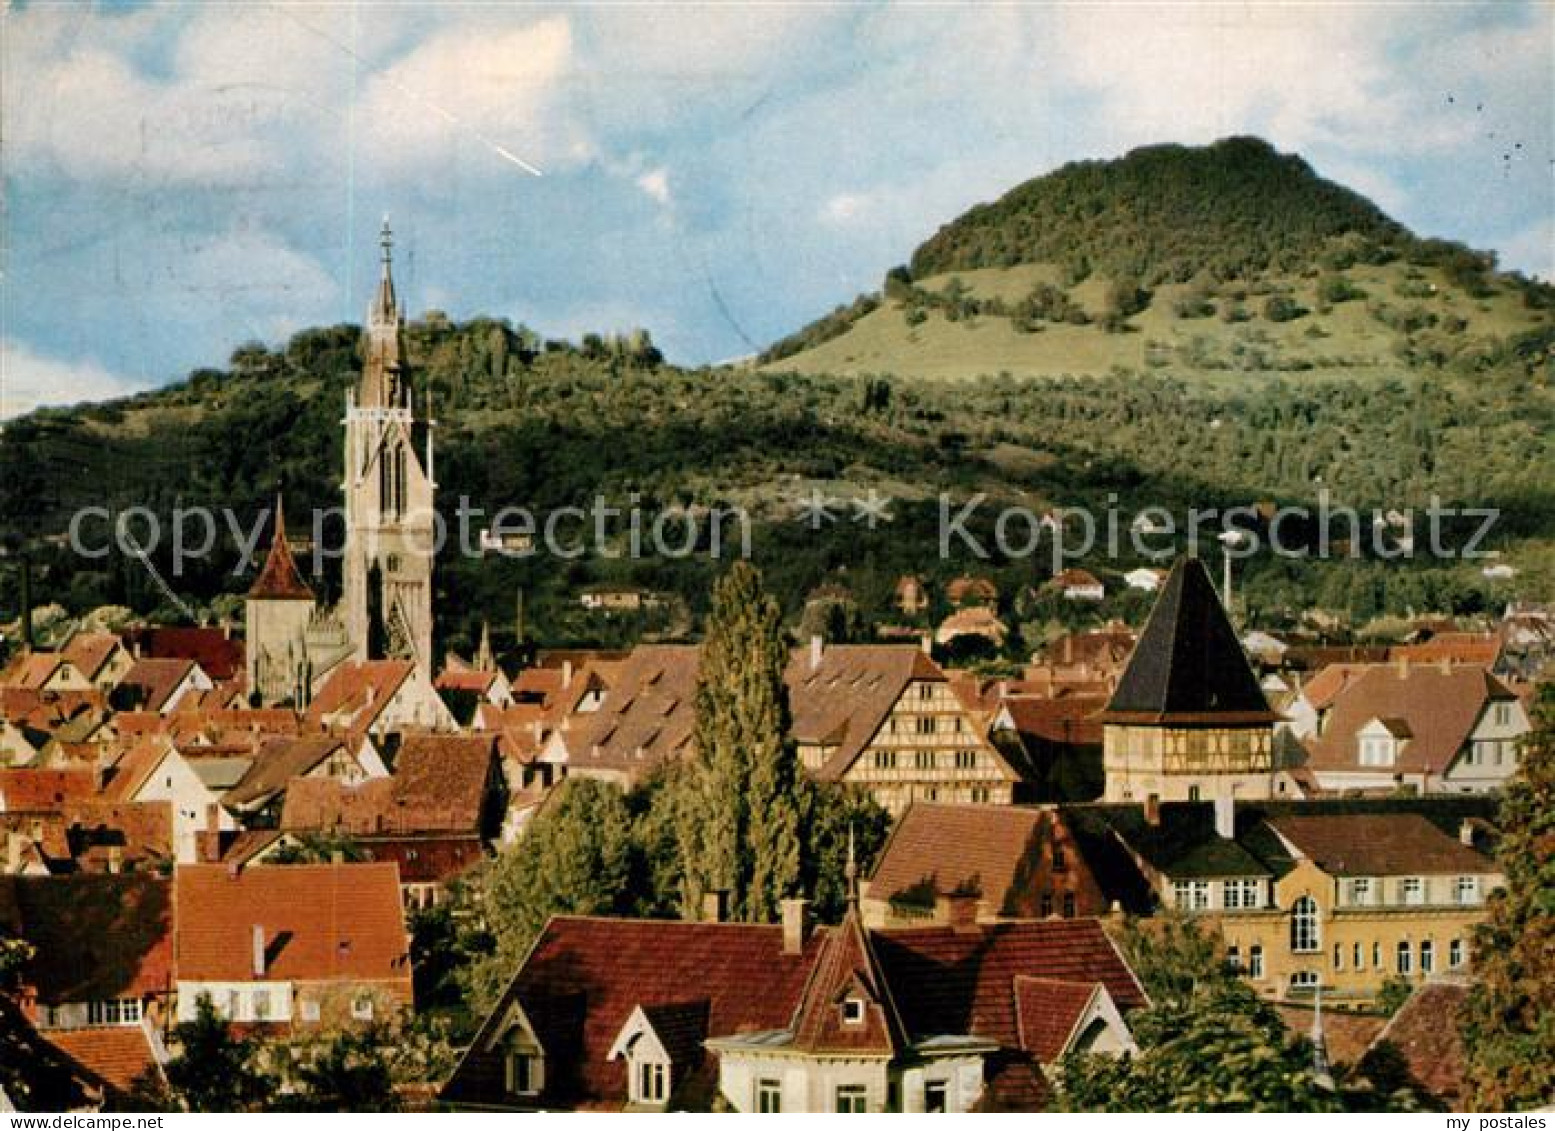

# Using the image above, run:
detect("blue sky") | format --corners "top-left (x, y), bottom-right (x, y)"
top-left (2, 2), bottom-right (1550, 416)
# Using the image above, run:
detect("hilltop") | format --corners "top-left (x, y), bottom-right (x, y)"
top-left (762, 138), bottom-right (1552, 381)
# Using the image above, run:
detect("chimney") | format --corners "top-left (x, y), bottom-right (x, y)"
top-left (702, 889), bottom-right (729, 923)
top-left (1459, 819), bottom-right (1476, 848)
top-left (252, 925), bottom-right (266, 977)
top-left (1064, 635), bottom-right (1074, 665)
top-left (809, 635), bottom-right (824, 673)
top-left (1144, 793), bottom-right (1161, 827)
top-left (563, 660), bottom-right (574, 689)
top-left (206, 802), bottom-right (221, 838)
top-left (1214, 792), bottom-right (1235, 840)
top-left (331, 850), bottom-right (344, 865)
top-left (1397, 654), bottom-right (1410, 679)
top-left (780, 898), bottom-right (810, 955)
top-left (1439, 656), bottom-right (1453, 675)
top-left (920, 632), bottom-right (933, 655)
top-left (941, 892), bottom-right (980, 934)
top-left (107, 845), bottom-right (123, 874)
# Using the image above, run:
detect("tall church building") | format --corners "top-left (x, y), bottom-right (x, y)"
top-left (245, 221), bottom-right (435, 705)
top-left (342, 220), bottom-right (436, 670)
top-left (1098, 556), bottom-right (1281, 802)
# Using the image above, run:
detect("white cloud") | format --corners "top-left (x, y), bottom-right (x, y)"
top-left (820, 193), bottom-right (872, 226)
top-left (636, 168), bottom-right (672, 207)
top-left (0, 340), bottom-right (150, 419)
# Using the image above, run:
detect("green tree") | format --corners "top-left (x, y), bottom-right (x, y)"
top-left (1461, 685), bottom-right (1555, 1110)
top-left (283, 1026), bottom-right (401, 1112)
top-left (465, 778), bottom-right (635, 1013)
top-left (678, 562), bottom-right (803, 922)
top-left (163, 995), bottom-right (273, 1112)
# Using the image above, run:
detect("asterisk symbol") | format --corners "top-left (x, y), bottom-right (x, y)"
top-left (851, 489), bottom-right (895, 529)
top-left (794, 488), bottom-right (841, 530)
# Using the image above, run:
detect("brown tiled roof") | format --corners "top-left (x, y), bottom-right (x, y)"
top-left (62, 800), bottom-right (174, 872)
top-left (1051, 568), bottom-right (1103, 590)
top-left (870, 918), bottom-right (1148, 1047)
top-left (442, 916), bottom-right (823, 1110)
top-left (174, 862), bottom-right (411, 985)
top-left (789, 912), bottom-right (903, 1055)
top-left (279, 734), bottom-right (494, 835)
top-left (225, 735), bottom-right (350, 809)
top-left (120, 658), bottom-right (199, 713)
top-left (1393, 634), bottom-right (1501, 667)
top-left (304, 660), bottom-right (415, 731)
top-left (1300, 663), bottom-right (1372, 710)
top-left (7, 653), bottom-right (69, 691)
top-left (1100, 558), bottom-right (1276, 725)
top-left (0, 812), bottom-right (72, 864)
top-left (0, 874), bottom-right (173, 1004)
top-left (247, 499), bottom-right (314, 601)
top-left (1012, 976), bottom-right (1102, 1062)
top-left (869, 803), bottom-right (1046, 909)
top-left (1272, 1003), bottom-right (1386, 1069)
top-left (436, 669), bottom-right (499, 695)
top-left (47, 1026), bottom-right (162, 1096)
top-left (1304, 663), bottom-right (1517, 776)
top-left (1369, 979), bottom-right (1471, 1104)
top-left (937, 607), bottom-right (1008, 642)
top-left (566, 646), bottom-right (699, 781)
top-left (102, 738), bottom-right (172, 802)
top-left (1268, 813), bottom-right (1499, 876)
top-left (61, 634), bottom-right (123, 682)
top-left (998, 695), bottom-right (1106, 747)
top-left (0, 769), bottom-right (98, 813)
top-left (786, 644), bottom-right (955, 780)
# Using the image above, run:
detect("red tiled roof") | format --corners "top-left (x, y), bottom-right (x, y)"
top-left (61, 634), bottom-right (123, 682)
top-left (870, 918), bottom-right (1147, 1047)
top-left (7, 653), bottom-right (69, 691)
top-left (0, 769), bottom-right (98, 813)
top-left (1268, 813), bottom-right (1499, 877)
top-left (869, 803), bottom-right (1046, 909)
top-left (443, 916), bottom-right (824, 1109)
top-left (436, 669), bottom-right (499, 695)
top-left (1304, 663), bottom-right (1518, 776)
top-left (998, 695), bottom-right (1106, 747)
top-left (61, 800), bottom-right (174, 872)
top-left (247, 499), bottom-right (314, 601)
top-left (1273, 1003), bottom-right (1385, 1069)
top-left (1370, 980), bottom-right (1471, 1104)
top-left (1013, 976), bottom-right (1102, 1062)
top-left (119, 658), bottom-right (200, 713)
top-left (47, 1026), bottom-right (161, 1096)
top-left (279, 734), bottom-right (494, 835)
top-left (566, 646), bottom-right (699, 781)
top-left (174, 862), bottom-right (411, 986)
top-left (304, 660), bottom-right (415, 731)
top-left (0, 874), bottom-right (173, 1004)
top-left (124, 628), bottom-right (243, 682)
top-left (225, 735), bottom-right (350, 809)
top-left (789, 913), bottom-right (903, 1055)
top-left (1393, 634), bottom-right (1501, 668)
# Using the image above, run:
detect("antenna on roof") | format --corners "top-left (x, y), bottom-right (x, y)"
top-left (845, 824), bottom-right (859, 908)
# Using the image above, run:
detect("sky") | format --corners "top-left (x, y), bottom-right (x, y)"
top-left (2, 1), bottom-right (1551, 417)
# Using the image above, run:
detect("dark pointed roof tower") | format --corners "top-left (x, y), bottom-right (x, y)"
top-left (359, 216), bottom-right (406, 409)
top-left (1099, 556), bottom-right (1275, 724)
top-left (248, 497), bottom-right (314, 601)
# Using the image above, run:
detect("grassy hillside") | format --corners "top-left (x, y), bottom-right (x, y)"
top-left (762, 138), bottom-right (1553, 381)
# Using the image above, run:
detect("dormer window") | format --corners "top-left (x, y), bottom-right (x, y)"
top-left (1358, 718), bottom-right (1407, 766)
top-left (842, 997), bottom-right (866, 1025)
top-left (634, 1060), bottom-right (668, 1105)
top-left (505, 1051), bottom-right (542, 1097)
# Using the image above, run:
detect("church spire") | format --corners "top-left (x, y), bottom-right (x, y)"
top-left (371, 215), bottom-right (398, 328)
top-left (248, 495), bottom-right (313, 601)
top-left (360, 215), bottom-right (406, 409)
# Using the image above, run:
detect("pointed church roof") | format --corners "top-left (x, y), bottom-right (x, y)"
top-left (1099, 556), bottom-right (1275, 725)
top-left (370, 217), bottom-right (398, 326)
top-left (248, 498), bottom-right (314, 601)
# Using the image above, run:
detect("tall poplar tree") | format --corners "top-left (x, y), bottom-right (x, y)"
top-left (1462, 686), bottom-right (1555, 1110)
top-left (680, 561), bottom-right (803, 922)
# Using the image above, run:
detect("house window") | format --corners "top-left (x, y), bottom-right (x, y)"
top-left (1226, 945), bottom-right (1241, 971)
top-left (87, 999), bottom-right (142, 1026)
top-left (1333, 943), bottom-right (1343, 970)
top-left (1173, 880), bottom-right (1209, 911)
top-left (506, 1052), bottom-right (540, 1096)
top-left (1396, 941), bottom-right (1413, 975)
top-left (924, 1080), bottom-right (948, 1113)
top-left (1188, 785), bottom-right (1201, 802)
top-left (915, 751), bottom-right (935, 771)
top-left (916, 717), bottom-right (935, 736)
top-left (1063, 893), bottom-right (1076, 918)
top-left (756, 1079), bottom-right (782, 1113)
top-left (1450, 939), bottom-right (1465, 968)
top-left (225, 990), bottom-right (241, 1020)
top-left (1401, 877), bottom-right (1425, 906)
top-left (1494, 702), bottom-right (1512, 726)
top-left (1359, 736), bottom-right (1395, 766)
top-left (842, 997), bottom-right (866, 1025)
top-left (1455, 876), bottom-right (1480, 904)
top-left (1347, 878), bottom-right (1372, 905)
top-left (1052, 845), bottom-right (1067, 872)
top-left (352, 995), bottom-right (375, 1022)
top-left (970, 787), bottom-right (990, 804)
top-left (301, 999), bottom-right (321, 1023)
top-left (1353, 942), bottom-right (1363, 970)
top-left (835, 1085), bottom-right (868, 1113)
top-left (874, 750), bottom-right (897, 770)
top-left (1223, 879), bottom-right (1260, 909)
top-left (252, 991), bottom-right (270, 1021)
top-left (1290, 896), bottom-right (1320, 953)
top-left (1249, 945), bottom-right (1264, 979)
top-left (636, 1060), bottom-right (667, 1104)
top-left (1420, 940), bottom-right (1434, 974)
top-left (954, 750), bottom-right (976, 770)
top-left (917, 684), bottom-right (933, 701)
top-left (1039, 894), bottom-right (1053, 918)
top-left (1290, 971), bottom-right (1319, 992)
top-left (1372, 941), bottom-right (1382, 969)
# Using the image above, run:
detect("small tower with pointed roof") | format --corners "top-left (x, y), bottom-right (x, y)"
top-left (341, 218), bottom-right (436, 675)
top-left (1097, 556), bottom-right (1280, 802)
top-left (245, 496), bottom-right (317, 705)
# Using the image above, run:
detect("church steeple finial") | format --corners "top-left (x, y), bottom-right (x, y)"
top-left (370, 215), bottom-right (399, 329)
top-left (380, 214), bottom-right (393, 264)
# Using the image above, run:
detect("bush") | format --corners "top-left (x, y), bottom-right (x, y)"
top-left (1263, 294), bottom-right (1308, 323)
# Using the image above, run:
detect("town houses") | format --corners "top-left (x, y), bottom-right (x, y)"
top-left (0, 233), bottom-right (1545, 1114)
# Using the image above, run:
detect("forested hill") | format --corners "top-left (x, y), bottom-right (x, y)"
top-left (761, 137), bottom-right (1552, 380)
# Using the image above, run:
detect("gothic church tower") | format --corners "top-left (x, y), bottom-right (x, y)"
top-left (342, 219), bottom-right (435, 672)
